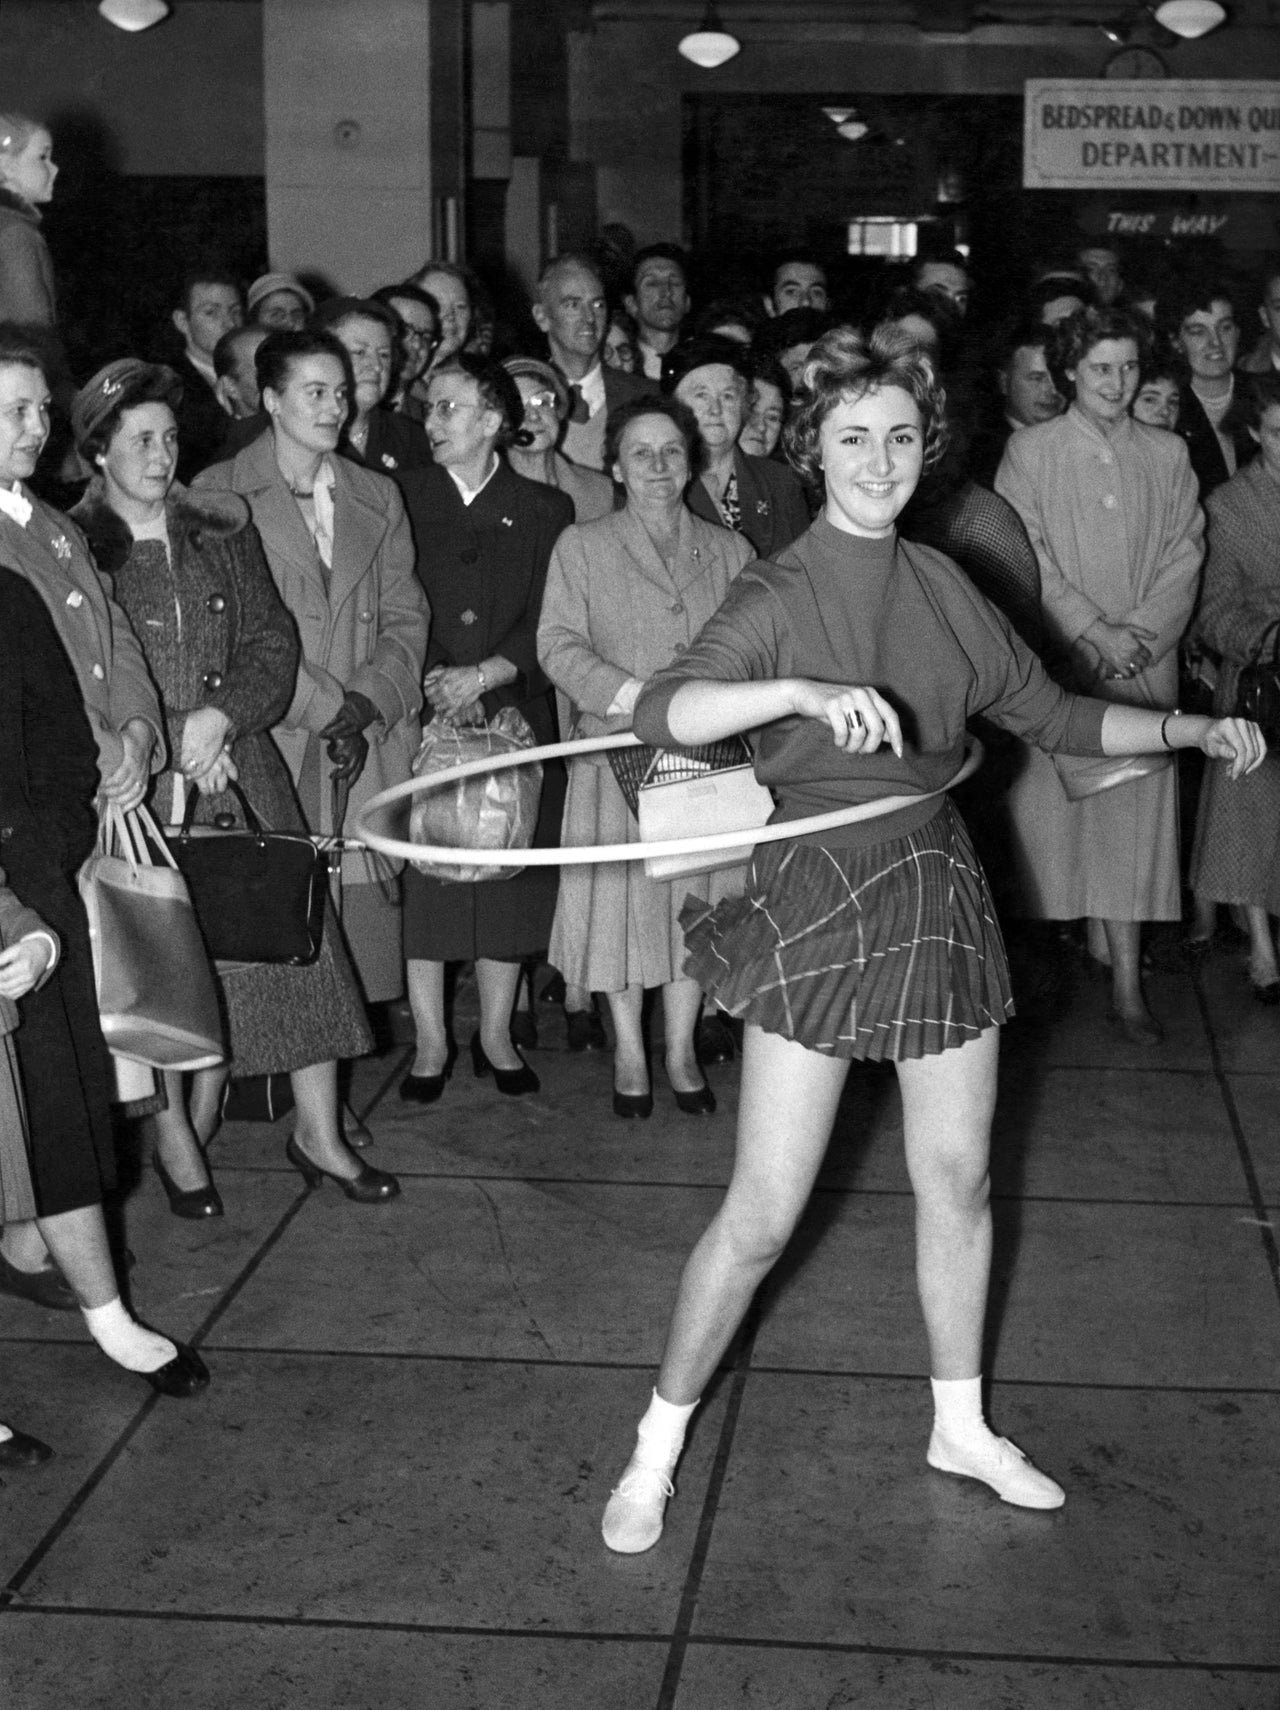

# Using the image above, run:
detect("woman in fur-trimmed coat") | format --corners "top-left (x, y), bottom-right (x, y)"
top-left (70, 444), bottom-right (377, 1210)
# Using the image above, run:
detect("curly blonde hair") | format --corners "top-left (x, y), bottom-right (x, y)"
top-left (784, 324), bottom-right (949, 491)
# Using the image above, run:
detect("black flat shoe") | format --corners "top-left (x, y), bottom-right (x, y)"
top-left (154, 1154), bottom-right (224, 1221)
top-left (612, 1088), bottom-right (654, 1119)
top-left (399, 1041), bottom-right (458, 1106)
top-left (0, 1250), bottom-right (78, 1312)
top-left (566, 1005), bottom-right (608, 1053)
top-left (0, 1427), bottom-right (54, 1467)
top-left (673, 1082), bottom-right (717, 1116)
top-left (470, 1033), bottom-right (540, 1096)
top-left (144, 1341), bottom-right (210, 1399)
top-left (285, 1134), bottom-right (401, 1202)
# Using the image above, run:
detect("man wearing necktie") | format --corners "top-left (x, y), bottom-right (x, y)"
top-left (532, 254), bottom-right (653, 473)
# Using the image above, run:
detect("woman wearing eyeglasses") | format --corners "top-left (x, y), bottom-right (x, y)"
top-left (372, 283), bottom-right (442, 426)
top-left (503, 357), bottom-right (615, 524)
top-left (396, 356), bottom-right (574, 1102)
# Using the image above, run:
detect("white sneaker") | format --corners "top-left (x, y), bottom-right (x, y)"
top-left (602, 1460), bottom-right (675, 1553)
top-left (927, 1427), bottom-right (1066, 1510)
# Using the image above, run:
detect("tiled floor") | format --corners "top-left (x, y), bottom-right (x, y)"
top-left (2, 948), bottom-right (1278, 1709)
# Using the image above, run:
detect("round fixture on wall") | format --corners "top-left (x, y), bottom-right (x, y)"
top-left (678, 5), bottom-right (741, 68)
top-left (99, 0), bottom-right (171, 28)
top-left (1151, 0), bottom-right (1226, 37)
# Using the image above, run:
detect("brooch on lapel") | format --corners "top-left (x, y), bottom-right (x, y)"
top-left (381, 453), bottom-right (398, 470)
top-left (756, 499), bottom-right (771, 516)
top-left (501, 516), bottom-right (514, 528)
top-left (460, 609), bottom-right (478, 626)
top-left (691, 546), bottom-right (701, 561)
top-left (66, 589), bottom-right (84, 608)
top-left (51, 536), bottom-right (72, 563)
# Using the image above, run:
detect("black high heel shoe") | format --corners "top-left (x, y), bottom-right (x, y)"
top-left (285, 1134), bottom-right (400, 1202)
top-left (673, 1083), bottom-right (716, 1116)
top-left (612, 1087), bottom-right (653, 1120)
top-left (400, 1040), bottom-right (458, 1106)
top-left (0, 1425), bottom-right (54, 1466)
top-left (154, 1152), bottom-right (224, 1220)
top-left (145, 1342), bottom-right (211, 1399)
top-left (470, 1032), bottom-right (540, 1096)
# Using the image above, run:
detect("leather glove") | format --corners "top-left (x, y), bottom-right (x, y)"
top-left (321, 690), bottom-right (379, 742)
top-left (324, 729), bottom-right (369, 785)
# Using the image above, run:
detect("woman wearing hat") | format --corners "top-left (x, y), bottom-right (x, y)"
top-left (395, 355), bottom-right (574, 1101)
top-left (0, 334), bottom-right (209, 1398)
top-left (504, 357), bottom-right (615, 524)
top-left (70, 357), bottom-right (397, 1213)
top-left (247, 272), bottom-right (315, 333)
top-left (667, 336), bottom-right (810, 560)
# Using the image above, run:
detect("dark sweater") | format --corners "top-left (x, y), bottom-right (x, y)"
top-left (634, 517), bottom-right (1108, 849)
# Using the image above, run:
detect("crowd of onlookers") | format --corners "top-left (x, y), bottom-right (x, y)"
top-left (2, 103), bottom-right (1280, 1463)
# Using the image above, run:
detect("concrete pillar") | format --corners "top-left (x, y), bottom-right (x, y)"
top-left (262, 0), bottom-right (467, 293)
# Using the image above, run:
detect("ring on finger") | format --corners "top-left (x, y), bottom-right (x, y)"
top-left (845, 709), bottom-right (863, 732)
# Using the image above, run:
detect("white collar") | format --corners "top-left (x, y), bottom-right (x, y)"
top-left (446, 455), bottom-right (500, 506)
top-left (0, 482), bottom-right (33, 528)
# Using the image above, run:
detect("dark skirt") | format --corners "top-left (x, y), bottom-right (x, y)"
top-left (680, 799), bottom-right (1013, 1063)
top-left (402, 758), bottom-right (564, 963)
top-left (10, 882), bottom-right (117, 1215)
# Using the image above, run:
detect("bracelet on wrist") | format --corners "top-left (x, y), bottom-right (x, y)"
top-left (1160, 709), bottom-right (1182, 750)
top-left (475, 663), bottom-right (488, 696)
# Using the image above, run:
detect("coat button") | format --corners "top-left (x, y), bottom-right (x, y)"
top-left (460, 548), bottom-right (479, 565)
top-left (203, 670), bottom-right (224, 690)
top-left (206, 594), bottom-right (226, 614)
top-left (358, 610), bottom-right (373, 623)
top-left (91, 663), bottom-right (105, 680)
top-left (670, 601), bottom-right (684, 614)
top-left (0, 826), bottom-right (11, 842)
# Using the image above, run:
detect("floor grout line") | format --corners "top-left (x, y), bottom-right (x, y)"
top-left (1191, 967), bottom-right (1280, 1311)
top-left (654, 1311), bottom-right (762, 1710)
top-left (0, 1188), bottom-right (315, 1609)
top-left (3, 1602), bottom-right (1278, 1676)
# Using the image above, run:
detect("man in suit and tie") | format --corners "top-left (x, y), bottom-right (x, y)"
top-left (532, 253), bottom-right (652, 473)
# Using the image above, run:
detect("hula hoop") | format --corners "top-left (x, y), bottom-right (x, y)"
top-left (354, 732), bottom-right (984, 869)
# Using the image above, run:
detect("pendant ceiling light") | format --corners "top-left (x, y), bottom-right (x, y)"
top-left (1151, 0), bottom-right (1226, 38)
top-left (678, 6), bottom-right (741, 69)
top-left (99, 0), bottom-right (171, 30)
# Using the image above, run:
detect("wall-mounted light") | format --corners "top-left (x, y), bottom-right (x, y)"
top-left (822, 106), bottom-right (870, 142)
top-left (678, 5), bottom-right (741, 68)
top-left (99, 0), bottom-right (171, 29)
top-left (1151, 0), bottom-right (1226, 38)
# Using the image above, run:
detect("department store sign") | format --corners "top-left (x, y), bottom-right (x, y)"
top-left (1024, 80), bottom-right (1280, 192)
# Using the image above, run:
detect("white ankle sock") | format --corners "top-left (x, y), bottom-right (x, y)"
top-left (82, 1299), bottom-right (177, 1374)
top-left (634, 1388), bottom-right (699, 1473)
top-left (930, 1375), bottom-right (986, 1442)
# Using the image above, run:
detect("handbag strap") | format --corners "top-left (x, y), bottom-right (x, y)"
top-left (1255, 616), bottom-right (1280, 669)
top-left (104, 802), bottom-right (180, 873)
top-left (178, 778), bottom-right (268, 840)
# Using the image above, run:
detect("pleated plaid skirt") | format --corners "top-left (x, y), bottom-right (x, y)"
top-left (680, 799), bottom-right (1013, 1063)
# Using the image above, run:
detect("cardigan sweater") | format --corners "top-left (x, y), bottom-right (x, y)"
top-left (634, 517), bottom-right (1108, 850)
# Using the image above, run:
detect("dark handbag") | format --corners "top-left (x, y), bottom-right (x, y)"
top-left (166, 782), bottom-right (328, 966)
top-left (1233, 618), bottom-right (1280, 745)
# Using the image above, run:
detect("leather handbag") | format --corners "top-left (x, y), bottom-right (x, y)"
top-left (616, 740), bottom-right (774, 881)
top-left (78, 804), bottom-right (225, 1071)
top-left (166, 782), bottom-right (328, 966)
top-left (1233, 617), bottom-right (1280, 745)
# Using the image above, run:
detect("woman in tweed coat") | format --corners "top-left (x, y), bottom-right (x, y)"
top-left (71, 360), bottom-right (395, 1215)
top-left (1189, 373), bottom-right (1280, 998)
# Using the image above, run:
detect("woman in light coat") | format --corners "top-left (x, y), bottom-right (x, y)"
top-left (197, 328), bottom-right (430, 1010)
top-left (539, 394), bottom-right (752, 1118)
top-left (996, 306), bottom-right (1203, 1042)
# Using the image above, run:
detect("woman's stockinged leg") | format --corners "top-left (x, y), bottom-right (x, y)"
top-left (603, 1025), bottom-right (848, 1553)
top-left (897, 1026), bottom-right (1064, 1509)
top-left (657, 1026), bottom-right (850, 1403)
top-left (608, 983), bottom-right (648, 1097)
top-left (896, 1027), bottom-right (998, 1383)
